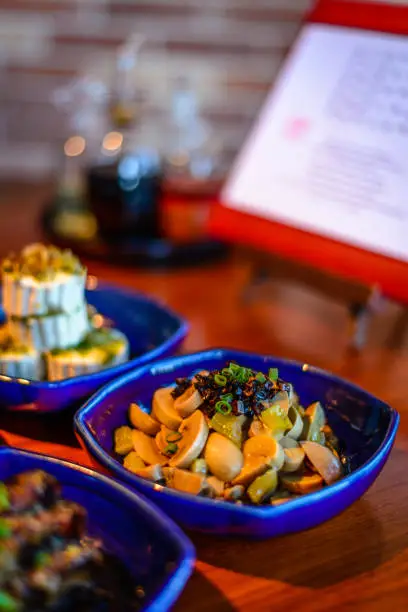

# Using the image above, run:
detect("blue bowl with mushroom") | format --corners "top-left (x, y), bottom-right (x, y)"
top-left (74, 349), bottom-right (399, 538)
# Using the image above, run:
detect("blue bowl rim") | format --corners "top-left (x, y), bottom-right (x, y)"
top-left (0, 282), bottom-right (189, 389)
top-left (75, 348), bottom-right (400, 520)
top-left (0, 446), bottom-right (195, 612)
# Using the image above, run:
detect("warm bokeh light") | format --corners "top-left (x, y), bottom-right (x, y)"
top-left (64, 135), bottom-right (86, 157)
top-left (102, 131), bottom-right (123, 155)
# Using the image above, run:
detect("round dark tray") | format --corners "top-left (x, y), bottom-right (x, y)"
top-left (42, 203), bottom-right (228, 268)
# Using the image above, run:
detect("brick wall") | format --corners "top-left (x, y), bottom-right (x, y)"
top-left (1, 0), bottom-right (313, 179)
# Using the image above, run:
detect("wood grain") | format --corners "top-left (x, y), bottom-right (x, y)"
top-left (0, 183), bottom-right (407, 611)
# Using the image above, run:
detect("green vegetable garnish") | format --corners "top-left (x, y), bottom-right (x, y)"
top-left (268, 368), bottom-right (279, 381)
top-left (215, 400), bottom-right (232, 415)
top-left (255, 372), bottom-right (266, 383)
top-left (0, 591), bottom-right (19, 612)
top-left (214, 374), bottom-right (227, 386)
top-left (165, 432), bottom-right (182, 443)
top-left (164, 443), bottom-right (178, 455)
top-left (0, 484), bottom-right (9, 513)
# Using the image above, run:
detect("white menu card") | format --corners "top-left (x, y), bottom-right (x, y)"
top-left (222, 23), bottom-right (408, 263)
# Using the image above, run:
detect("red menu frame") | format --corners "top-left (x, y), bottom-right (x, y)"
top-left (209, 1), bottom-right (408, 303)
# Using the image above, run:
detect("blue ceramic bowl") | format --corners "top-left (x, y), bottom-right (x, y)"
top-left (0, 281), bottom-right (188, 412)
top-left (75, 349), bottom-right (399, 538)
top-left (0, 446), bottom-right (195, 611)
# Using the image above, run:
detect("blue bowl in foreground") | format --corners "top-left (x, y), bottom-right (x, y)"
top-left (75, 349), bottom-right (399, 538)
top-left (0, 447), bottom-right (195, 611)
top-left (0, 281), bottom-right (188, 412)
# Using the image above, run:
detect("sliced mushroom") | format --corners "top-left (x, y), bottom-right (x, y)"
top-left (231, 456), bottom-right (270, 487)
top-left (204, 433), bottom-right (244, 482)
top-left (224, 485), bottom-right (245, 501)
top-left (129, 402), bottom-right (161, 436)
top-left (247, 469), bottom-right (278, 504)
top-left (174, 385), bottom-right (203, 417)
top-left (300, 441), bottom-right (342, 485)
top-left (286, 406), bottom-right (303, 440)
top-left (243, 435), bottom-right (284, 470)
top-left (133, 464), bottom-right (164, 482)
top-left (171, 468), bottom-right (207, 495)
top-left (152, 386), bottom-right (183, 431)
top-left (281, 446), bottom-right (305, 473)
top-left (206, 476), bottom-right (225, 498)
top-left (169, 409), bottom-right (209, 469)
top-left (302, 401), bottom-right (326, 442)
top-left (280, 471), bottom-right (323, 494)
top-left (132, 430), bottom-right (167, 465)
top-left (123, 451), bottom-right (146, 473)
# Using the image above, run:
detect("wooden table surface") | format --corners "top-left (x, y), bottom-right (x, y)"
top-left (1, 183), bottom-right (408, 611)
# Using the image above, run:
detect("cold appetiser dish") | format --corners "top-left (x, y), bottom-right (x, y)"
top-left (0, 243), bottom-right (129, 381)
top-left (114, 363), bottom-right (344, 505)
top-left (0, 470), bottom-right (141, 611)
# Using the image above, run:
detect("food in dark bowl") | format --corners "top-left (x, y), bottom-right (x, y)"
top-left (113, 362), bottom-right (346, 505)
top-left (0, 470), bottom-right (140, 611)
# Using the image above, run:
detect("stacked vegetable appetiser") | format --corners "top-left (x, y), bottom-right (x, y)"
top-left (114, 362), bottom-right (344, 505)
top-left (0, 470), bottom-right (141, 611)
top-left (0, 243), bottom-right (129, 381)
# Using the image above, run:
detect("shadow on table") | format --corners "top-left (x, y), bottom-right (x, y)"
top-left (189, 493), bottom-right (405, 589)
top-left (174, 569), bottom-right (235, 612)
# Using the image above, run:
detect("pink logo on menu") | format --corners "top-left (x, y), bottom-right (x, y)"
top-left (284, 117), bottom-right (310, 140)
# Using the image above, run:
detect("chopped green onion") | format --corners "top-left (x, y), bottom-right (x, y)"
top-left (215, 401), bottom-right (232, 415)
top-left (268, 368), bottom-right (279, 381)
top-left (255, 372), bottom-right (266, 383)
top-left (221, 368), bottom-right (231, 377)
top-left (214, 374), bottom-right (227, 386)
top-left (165, 431), bottom-right (182, 443)
top-left (164, 442), bottom-right (178, 455)
top-left (0, 520), bottom-right (10, 539)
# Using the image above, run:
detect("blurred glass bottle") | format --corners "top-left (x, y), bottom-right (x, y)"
top-left (86, 35), bottom-right (162, 243)
top-left (161, 77), bottom-right (223, 243)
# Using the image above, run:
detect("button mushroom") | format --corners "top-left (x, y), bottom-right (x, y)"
top-left (152, 386), bottom-right (183, 431)
top-left (132, 430), bottom-right (167, 465)
top-left (247, 469), bottom-right (278, 504)
top-left (204, 433), bottom-right (244, 482)
top-left (129, 402), bottom-right (161, 436)
top-left (243, 435), bottom-right (285, 470)
top-left (168, 409), bottom-right (209, 469)
top-left (174, 385), bottom-right (203, 417)
top-left (280, 471), bottom-right (324, 494)
top-left (300, 441), bottom-right (342, 485)
top-left (231, 456), bottom-right (270, 487)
